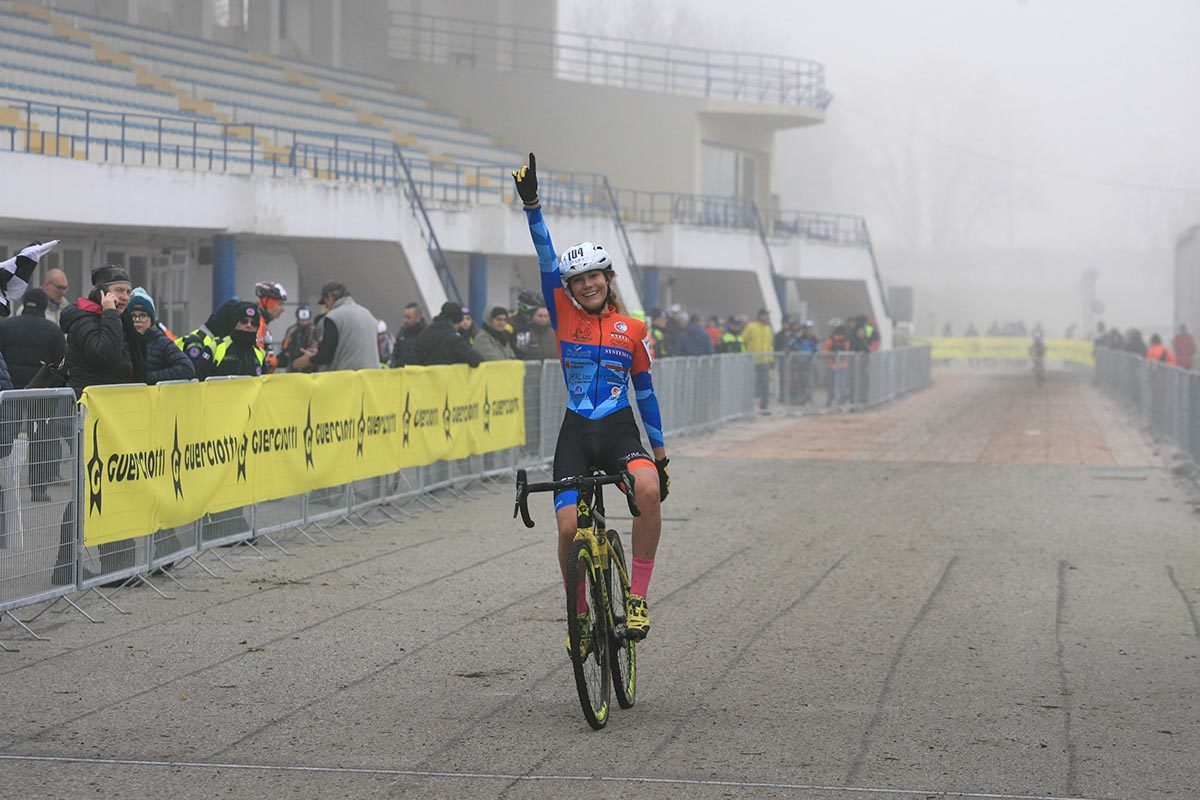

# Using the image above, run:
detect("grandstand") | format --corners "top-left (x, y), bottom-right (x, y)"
top-left (0, 0), bottom-right (890, 345)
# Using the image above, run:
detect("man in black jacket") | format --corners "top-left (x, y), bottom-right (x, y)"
top-left (412, 301), bottom-right (481, 367)
top-left (54, 265), bottom-right (143, 585)
top-left (0, 289), bottom-right (67, 502)
top-left (388, 302), bottom-right (426, 367)
top-left (0, 289), bottom-right (66, 389)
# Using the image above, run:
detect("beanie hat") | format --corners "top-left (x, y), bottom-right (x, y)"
top-left (489, 305), bottom-right (509, 321)
top-left (20, 287), bottom-right (48, 315)
top-left (296, 304), bottom-right (312, 321)
top-left (437, 301), bottom-right (463, 325)
top-left (206, 299), bottom-right (249, 338)
top-left (234, 301), bottom-right (259, 326)
top-left (126, 287), bottom-right (156, 321)
top-left (91, 264), bottom-right (131, 289)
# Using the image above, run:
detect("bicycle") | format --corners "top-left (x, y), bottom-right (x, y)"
top-left (514, 467), bottom-right (641, 729)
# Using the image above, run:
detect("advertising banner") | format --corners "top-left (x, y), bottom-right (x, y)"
top-left (82, 362), bottom-right (525, 546)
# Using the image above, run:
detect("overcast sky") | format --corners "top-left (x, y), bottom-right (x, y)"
top-left (560, 0), bottom-right (1200, 327)
top-left (562, 0), bottom-right (1200, 248)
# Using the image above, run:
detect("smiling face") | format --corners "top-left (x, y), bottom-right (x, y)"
top-left (566, 270), bottom-right (610, 313)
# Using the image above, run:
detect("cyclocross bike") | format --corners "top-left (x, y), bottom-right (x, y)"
top-left (514, 468), bottom-right (640, 729)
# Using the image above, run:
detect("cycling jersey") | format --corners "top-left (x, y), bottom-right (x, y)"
top-left (524, 206), bottom-right (663, 449)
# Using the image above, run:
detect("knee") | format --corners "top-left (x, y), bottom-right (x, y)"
top-left (634, 472), bottom-right (659, 512)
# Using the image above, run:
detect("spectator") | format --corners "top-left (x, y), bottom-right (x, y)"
top-left (1145, 333), bottom-right (1176, 365)
top-left (965, 322), bottom-right (979, 337)
top-left (475, 306), bottom-right (518, 361)
top-left (177, 300), bottom-right (245, 380)
top-left (942, 322), bottom-right (953, 337)
top-left (253, 281), bottom-right (287, 371)
top-left (290, 282), bottom-right (380, 373)
top-left (1124, 329), bottom-right (1147, 357)
top-left (509, 289), bottom-right (543, 342)
top-left (125, 288), bottom-right (194, 385)
top-left (458, 308), bottom-right (477, 347)
top-left (718, 316), bottom-right (747, 354)
top-left (675, 314), bottom-right (714, 356)
top-left (519, 305), bottom-right (558, 361)
top-left (1173, 324), bottom-right (1195, 370)
top-left (0, 289), bottom-right (66, 503)
top-left (705, 315), bottom-right (722, 347)
top-left (648, 308), bottom-right (670, 359)
top-left (212, 302), bottom-right (265, 377)
top-left (849, 316), bottom-right (871, 353)
top-left (278, 304), bottom-right (317, 372)
top-left (823, 323), bottom-right (851, 408)
top-left (60, 265), bottom-right (143, 398)
top-left (0, 289), bottom-right (66, 390)
top-left (412, 301), bottom-right (481, 367)
top-left (41, 268), bottom-right (70, 325)
top-left (54, 265), bottom-right (143, 585)
top-left (389, 302), bottom-right (427, 367)
top-left (376, 320), bottom-right (395, 365)
top-left (743, 308), bottom-right (775, 412)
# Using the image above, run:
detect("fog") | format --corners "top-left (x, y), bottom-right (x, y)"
top-left (561, 0), bottom-right (1200, 336)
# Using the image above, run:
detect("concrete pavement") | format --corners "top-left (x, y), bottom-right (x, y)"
top-left (0, 368), bottom-right (1197, 799)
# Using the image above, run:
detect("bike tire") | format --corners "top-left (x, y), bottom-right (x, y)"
top-left (566, 538), bottom-right (610, 730)
top-left (605, 528), bottom-right (637, 709)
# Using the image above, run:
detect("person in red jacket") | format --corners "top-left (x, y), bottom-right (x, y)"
top-left (1172, 324), bottom-right (1195, 370)
top-left (1145, 334), bottom-right (1176, 365)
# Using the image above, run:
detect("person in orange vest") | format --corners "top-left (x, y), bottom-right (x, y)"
top-left (823, 322), bottom-right (851, 408)
top-left (1145, 333), bottom-right (1176, 365)
top-left (1172, 324), bottom-right (1195, 370)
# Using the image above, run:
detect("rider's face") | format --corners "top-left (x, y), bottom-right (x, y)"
top-left (567, 270), bottom-right (610, 312)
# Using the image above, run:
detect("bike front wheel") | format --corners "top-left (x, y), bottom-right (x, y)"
top-left (605, 529), bottom-right (637, 709)
top-left (566, 538), bottom-right (611, 729)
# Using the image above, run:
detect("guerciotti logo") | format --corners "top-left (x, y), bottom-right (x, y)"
top-left (356, 396), bottom-right (366, 458)
top-left (442, 394), bottom-right (452, 442)
top-left (87, 420), bottom-right (103, 515)
top-left (482, 386), bottom-right (491, 435)
top-left (402, 392), bottom-right (412, 447)
top-left (303, 401), bottom-right (314, 469)
top-left (171, 418), bottom-right (183, 500)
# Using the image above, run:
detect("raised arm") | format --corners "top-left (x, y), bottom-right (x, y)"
top-left (514, 153), bottom-right (562, 330)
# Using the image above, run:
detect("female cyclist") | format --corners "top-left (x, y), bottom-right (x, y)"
top-left (514, 153), bottom-right (669, 642)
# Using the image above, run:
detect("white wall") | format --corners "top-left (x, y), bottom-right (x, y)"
top-left (0, 151), bottom-right (889, 341)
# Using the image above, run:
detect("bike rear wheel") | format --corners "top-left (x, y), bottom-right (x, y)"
top-left (605, 528), bottom-right (637, 709)
top-left (566, 538), bottom-right (610, 729)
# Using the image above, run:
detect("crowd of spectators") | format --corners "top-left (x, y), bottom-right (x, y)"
top-left (1094, 321), bottom-right (1196, 370)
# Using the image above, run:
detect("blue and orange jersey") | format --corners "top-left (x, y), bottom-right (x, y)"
top-left (525, 206), bottom-right (664, 448)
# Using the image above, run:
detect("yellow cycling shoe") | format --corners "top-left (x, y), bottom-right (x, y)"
top-left (625, 594), bottom-right (650, 641)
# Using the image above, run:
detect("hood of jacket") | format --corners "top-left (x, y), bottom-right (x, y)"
top-left (60, 297), bottom-right (105, 334)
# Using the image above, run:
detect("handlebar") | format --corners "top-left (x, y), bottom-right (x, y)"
top-left (513, 468), bottom-right (640, 528)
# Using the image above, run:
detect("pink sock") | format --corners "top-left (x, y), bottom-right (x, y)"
top-left (631, 557), bottom-right (655, 598)
top-left (565, 580), bottom-right (588, 613)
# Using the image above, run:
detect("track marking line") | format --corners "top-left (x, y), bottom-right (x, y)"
top-left (0, 753), bottom-right (1122, 800)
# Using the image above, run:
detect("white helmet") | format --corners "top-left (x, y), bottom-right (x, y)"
top-left (558, 242), bottom-right (613, 282)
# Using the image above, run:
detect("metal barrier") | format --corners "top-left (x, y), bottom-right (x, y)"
top-left (1094, 347), bottom-right (1199, 463)
top-left (0, 349), bottom-right (931, 644)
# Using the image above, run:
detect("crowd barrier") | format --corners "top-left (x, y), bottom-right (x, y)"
top-left (919, 337), bottom-right (1094, 366)
top-left (1094, 347), bottom-right (1200, 462)
top-left (0, 347), bottom-right (931, 643)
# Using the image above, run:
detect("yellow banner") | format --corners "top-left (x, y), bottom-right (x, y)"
top-left (81, 363), bottom-right (525, 546)
top-left (917, 337), bottom-right (1094, 366)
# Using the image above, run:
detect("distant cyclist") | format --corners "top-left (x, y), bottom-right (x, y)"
top-left (514, 153), bottom-right (668, 642)
top-left (1030, 330), bottom-right (1047, 386)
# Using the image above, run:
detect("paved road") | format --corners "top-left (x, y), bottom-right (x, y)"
top-left (1, 369), bottom-right (1197, 799)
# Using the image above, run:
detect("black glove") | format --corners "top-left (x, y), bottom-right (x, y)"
top-left (655, 457), bottom-right (670, 502)
top-left (511, 152), bottom-right (539, 207)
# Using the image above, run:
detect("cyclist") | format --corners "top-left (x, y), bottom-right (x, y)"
top-left (513, 153), bottom-right (669, 643)
top-left (254, 280), bottom-right (288, 372)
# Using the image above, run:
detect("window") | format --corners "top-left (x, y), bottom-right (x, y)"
top-left (700, 142), bottom-right (758, 202)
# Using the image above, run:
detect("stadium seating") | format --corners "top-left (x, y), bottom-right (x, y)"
top-left (0, 0), bottom-right (521, 181)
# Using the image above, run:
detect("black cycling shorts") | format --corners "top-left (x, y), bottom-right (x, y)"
top-left (552, 407), bottom-right (651, 510)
